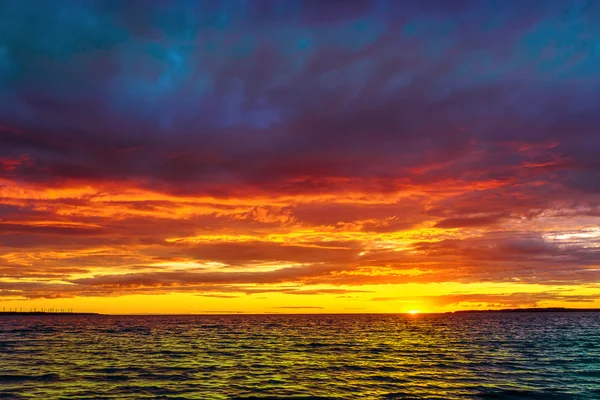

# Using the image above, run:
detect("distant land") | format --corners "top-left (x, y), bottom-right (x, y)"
top-left (451, 307), bottom-right (600, 313)
top-left (0, 311), bottom-right (100, 316)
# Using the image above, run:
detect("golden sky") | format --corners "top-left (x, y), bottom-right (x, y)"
top-left (1, 175), bottom-right (598, 314)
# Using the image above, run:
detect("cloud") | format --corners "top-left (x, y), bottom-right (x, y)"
top-left (432, 292), bottom-right (599, 308)
top-left (434, 214), bottom-right (507, 228)
top-left (195, 294), bottom-right (240, 299)
top-left (0, 222), bottom-right (104, 236)
top-left (0, 1), bottom-right (598, 199)
top-left (69, 264), bottom-right (349, 288)
top-left (371, 291), bottom-right (600, 308)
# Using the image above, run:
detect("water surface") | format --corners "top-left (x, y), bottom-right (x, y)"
top-left (1, 313), bottom-right (599, 399)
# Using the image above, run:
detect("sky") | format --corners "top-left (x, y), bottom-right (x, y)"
top-left (1, 0), bottom-right (599, 314)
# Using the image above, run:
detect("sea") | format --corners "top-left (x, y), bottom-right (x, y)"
top-left (0, 313), bottom-right (599, 399)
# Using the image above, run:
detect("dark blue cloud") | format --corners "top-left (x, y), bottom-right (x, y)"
top-left (0, 0), bottom-right (598, 197)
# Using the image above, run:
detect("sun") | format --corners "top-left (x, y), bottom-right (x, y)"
top-left (407, 310), bottom-right (420, 315)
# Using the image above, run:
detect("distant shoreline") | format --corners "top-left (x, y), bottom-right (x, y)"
top-left (0, 312), bottom-right (100, 316)
top-left (450, 307), bottom-right (600, 313)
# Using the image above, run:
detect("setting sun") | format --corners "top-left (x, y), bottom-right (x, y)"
top-left (408, 310), bottom-right (420, 315)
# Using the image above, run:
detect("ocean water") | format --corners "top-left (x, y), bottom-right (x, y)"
top-left (0, 313), bottom-right (599, 399)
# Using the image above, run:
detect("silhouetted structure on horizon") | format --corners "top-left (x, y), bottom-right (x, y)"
top-left (0, 307), bottom-right (99, 315)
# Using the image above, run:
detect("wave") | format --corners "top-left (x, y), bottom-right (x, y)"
top-left (0, 374), bottom-right (60, 383)
top-left (1, 313), bottom-right (599, 399)
top-left (477, 389), bottom-right (575, 399)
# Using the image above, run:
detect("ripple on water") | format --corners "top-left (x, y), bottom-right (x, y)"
top-left (0, 313), bottom-right (599, 399)
top-left (0, 373), bottom-right (60, 383)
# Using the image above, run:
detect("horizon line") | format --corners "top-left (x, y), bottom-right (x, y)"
top-left (3, 307), bottom-right (600, 316)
